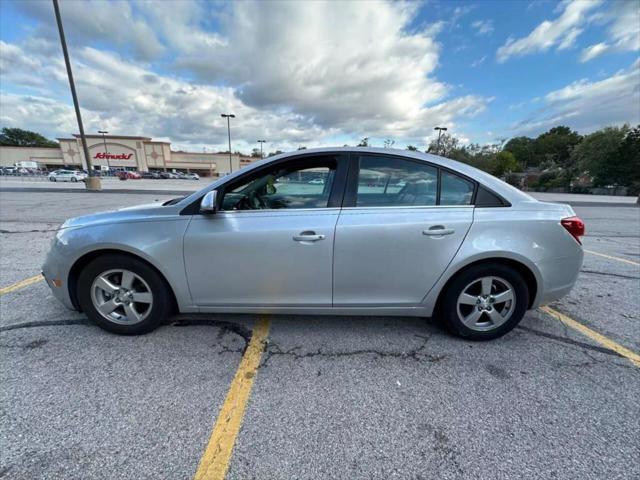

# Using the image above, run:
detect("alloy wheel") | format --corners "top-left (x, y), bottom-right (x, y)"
top-left (456, 276), bottom-right (516, 332)
top-left (90, 269), bottom-right (153, 325)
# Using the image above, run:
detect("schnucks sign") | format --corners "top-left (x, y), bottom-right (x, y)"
top-left (94, 152), bottom-right (133, 160)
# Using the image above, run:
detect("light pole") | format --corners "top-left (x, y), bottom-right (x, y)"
top-left (53, 0), bottom-right (100, 190)
top-left (221, 113), bottom-right (235, 174)
top-left (434, 127), bottom-right (447, 155)
top-left (98, 130), bottom-right (110, 172)
top-left (257, 139), bottom-right (266, 158)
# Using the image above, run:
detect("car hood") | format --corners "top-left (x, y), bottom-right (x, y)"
top-left (60, 200), bottom-right (179, 229)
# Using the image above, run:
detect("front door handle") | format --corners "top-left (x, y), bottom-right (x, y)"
top-left (293, 231), bottom-right (326, 242)
top-left (423, 226), bottom-right (455, 236)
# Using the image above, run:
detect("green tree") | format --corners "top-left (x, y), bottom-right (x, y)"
top-left (534, 126), bottom-right (582, 167)
top-left (406, 145), bottom-right (418, 151)
top-left (612, 126), bottom-right (640, 191)
top-left (357, 137), bottom-right (370, 147)
top-left (504, 136), bottom-right (535, 168)
top-left (491, 151), bottom-right (521, 177)
top-left (570, 126), bottom-right (629, 187)
top-left (0, 127), bottom-right (58, 147)
top-left (426, 133), bottom-right (459, 157)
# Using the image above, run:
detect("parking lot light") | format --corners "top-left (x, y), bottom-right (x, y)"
top-left (53, 0), bottom-right (100, 191)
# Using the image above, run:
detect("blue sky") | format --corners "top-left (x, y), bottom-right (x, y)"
top-left (0, 0), bottom-right (638, 153)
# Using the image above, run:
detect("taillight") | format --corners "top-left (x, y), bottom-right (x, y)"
top-left (561, 216), bottom-right (585, 244)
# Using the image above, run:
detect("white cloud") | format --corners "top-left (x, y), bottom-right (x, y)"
top-left (579, 1), bottom-right (639, 62)
top-left (512, 59), bottom-right (640, 134)
top-left (1, 0), bottom-right (491, 151)
top-left (470, 55), bottom-right (487, 68)
top-left (472, 20), bottom-right (494, 36)
top-left (580, 42), bottom-right (609, 62)
top-left (14, 0), bottom-right (164, 61)
top-left (497, 0), bottom-right (601, 62)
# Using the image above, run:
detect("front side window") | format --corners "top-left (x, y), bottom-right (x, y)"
top-left (221, 158), bottom-right (336, 211)
top-left (356, 155), bottom-right (437, 207)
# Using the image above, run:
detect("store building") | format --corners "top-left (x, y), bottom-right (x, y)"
top-left (0, 134), bottom-right (254, 177)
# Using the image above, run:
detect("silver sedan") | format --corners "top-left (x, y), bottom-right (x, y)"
top-left (43, 148), bottom-right (584, 340)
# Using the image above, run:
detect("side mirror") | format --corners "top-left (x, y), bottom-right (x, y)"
top-left (200, 190), bottom-right (218, 214)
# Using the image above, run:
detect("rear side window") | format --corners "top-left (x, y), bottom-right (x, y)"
top-left (355, 155), bottom-right (437, 207)
top-left (440, 171), bottom-right (474, 205)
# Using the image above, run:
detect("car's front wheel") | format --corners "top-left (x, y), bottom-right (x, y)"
top-left (440, 263), bottom-right (529, 340)
top-left (77, 254), bottom-right (172, 335)
top-left (50, 177), bottom-right (56, 182)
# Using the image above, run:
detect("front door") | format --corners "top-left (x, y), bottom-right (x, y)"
top-left (333, 153), bottom-right (475, 306)
top-left (183, 154), bottom-right (347, 307)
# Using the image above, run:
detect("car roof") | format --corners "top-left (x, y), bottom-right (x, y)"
top-left (184, 146), bottom-right (534, 206)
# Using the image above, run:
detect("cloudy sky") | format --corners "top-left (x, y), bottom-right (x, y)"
top-left (0, 0), bottom-right (638, 153)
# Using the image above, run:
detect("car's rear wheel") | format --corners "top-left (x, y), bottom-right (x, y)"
top-left (440, 263), bottom-right (529, 340)
top-left (77, 254), bottom-right (171, 335)
top-left (71, 177), bottom-right (77, 182)
top-left (50, 177), bottom-right (56, 182)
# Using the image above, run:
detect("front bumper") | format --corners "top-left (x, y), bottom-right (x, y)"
top-left (42, 241), bottom-right (76, 311)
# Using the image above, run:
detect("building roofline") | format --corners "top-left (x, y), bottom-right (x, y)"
top-left (66, 134), bottom-right (153, 140)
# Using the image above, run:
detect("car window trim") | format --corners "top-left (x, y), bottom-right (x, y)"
top-left (343, 152), bottom-right (479, 208)
top-left (180, 152), bottom-right (350, 215)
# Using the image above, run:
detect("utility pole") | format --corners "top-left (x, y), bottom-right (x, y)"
top-left (98, 130), bottom-right (110, 172)
top-left (257, 139), bottom-right (266, 158)
top-left (53, 0), bottom-right (100, 190)
top-left (434, 126), bottom-right (447, 155)
top-left (221, 113), bottom-right (235, 174)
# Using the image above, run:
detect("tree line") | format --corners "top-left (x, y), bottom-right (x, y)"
top-left (3, 125), bottom-right (639, 193)
top-left (408, 125), bottom-right (639, 193)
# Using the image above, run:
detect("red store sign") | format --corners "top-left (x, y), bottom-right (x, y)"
top-left (94, 152), bottom-right (133, 160)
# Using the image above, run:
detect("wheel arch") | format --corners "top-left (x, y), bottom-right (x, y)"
top-left (68, 248), bottom-right (178, 312)
top-left (433, 257), bottom-right (539, 316)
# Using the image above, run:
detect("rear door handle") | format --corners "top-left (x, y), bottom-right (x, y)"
top-left (293, 231), bottom-right (326, 242)
top-left (423, 226), bottom-right (455, 236)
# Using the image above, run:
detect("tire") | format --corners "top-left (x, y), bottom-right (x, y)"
top-left (77, 254), bottom-right (172, 335)
top-left (71, 177), bottom-right (77, 182)
top-left (50, 177), bottom-right (56, 182)
top-left (439, 263), bottom-right (529, 340)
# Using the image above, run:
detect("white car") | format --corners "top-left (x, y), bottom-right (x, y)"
top-left (184, 173), bottom-right (200, 180)
top-left (48, 170), bottom-right (88, 182)
top-left (308, 178), bottom-right (325, 184)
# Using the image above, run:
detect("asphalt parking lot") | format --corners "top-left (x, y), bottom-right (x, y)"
top-left (1, 189), bottom-right (638, 480)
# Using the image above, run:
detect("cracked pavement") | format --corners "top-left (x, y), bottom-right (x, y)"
top-left (1, 191), bottom-right (639, 479)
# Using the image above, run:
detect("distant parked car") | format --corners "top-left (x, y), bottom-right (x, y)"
top-left (184, 173), bottom-right (200, 180)
top-left (140, 171), bottom-right (160, 179)
top-left (308, 178), bottom-right (325, 185)
top-left (160, 172), bottom-right (179, 179)
top-left (116, 171), bottom-right (142, 180)
top-left (48, 170), bottom-right (87, 182)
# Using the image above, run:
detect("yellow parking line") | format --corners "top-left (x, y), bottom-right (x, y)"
top-left (194, 316), bottom-right (271, 480)
top-left (0, 274), bottom-right (44, 296)
top-left (541, 306), bottom-right (640, 368)
top-left (584, 249), bottom-right (640, 266)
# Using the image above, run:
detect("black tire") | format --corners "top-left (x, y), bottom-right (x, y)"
top-left (50, 177), bottom-right (56, 182)
top-left (71, 177), bottom-right (77, 182)
top-left (439, 263), bottom-right (529, 340)
top-left (77, 254), bottom-right (172, 335)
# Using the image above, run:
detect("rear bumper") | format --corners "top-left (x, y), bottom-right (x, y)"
top-left (533, 249), bottom-right (584, 308)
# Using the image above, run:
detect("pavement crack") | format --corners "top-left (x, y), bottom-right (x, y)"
top-left (517, 325), bottom-right (623, 359)
top-left (0, 228), bottom-right (60, 234)
top-left (0, 319), bottom-right (89, 332)
top-left (580, 269), bottom-right (640, 280)
top-left (0, 316), bottom-right (252, 353)
top-left (261, 333), bottom-right (445, 367)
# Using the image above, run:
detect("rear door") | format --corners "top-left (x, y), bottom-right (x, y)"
top-left (333, 153), bottom-right (474, 306)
